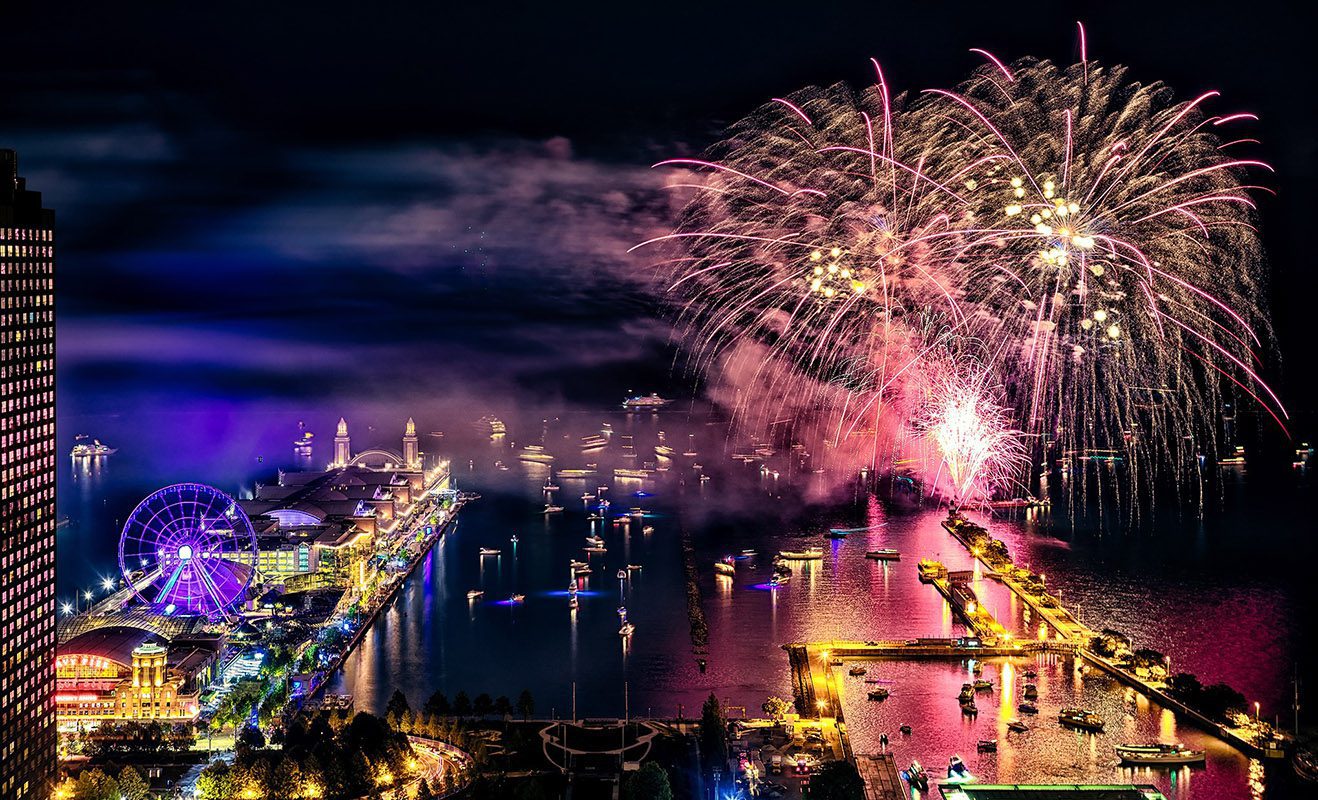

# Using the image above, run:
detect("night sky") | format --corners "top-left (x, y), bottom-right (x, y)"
top-left (4, 1), bottom-right (1314, 435)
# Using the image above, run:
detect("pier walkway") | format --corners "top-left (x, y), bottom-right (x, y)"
top-left (855, 753), bottom-right (904, 800)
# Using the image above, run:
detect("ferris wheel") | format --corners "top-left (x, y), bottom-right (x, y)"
top-left (118, 483), bottom-right (258, 618)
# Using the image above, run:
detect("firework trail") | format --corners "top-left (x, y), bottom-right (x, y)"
top-left (634, 29), bottom-right (1284, 503)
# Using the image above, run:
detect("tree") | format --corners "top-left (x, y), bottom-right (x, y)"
top-left (453, 691), bottom-right (473, 717)
top-left (237, 724), bottom-right (266, 752)
top-left (386, 689), bottom-right (412, 720)
top-left (195, 763), bottom-right (235, 800)
top-left (494, 695), bottom-right (513, 719)
top-left (623, 762), bottom-right (672, 800)
top-left (415, 778), bottom-right (435, 800)
top-left (762, 696), bottom-right (792, 722)
top-left (809, 760), bottom-right (865, 800)
top-left (72, 769), bottom-right (119, 800)
top-left (474, 693), bottom-right (494, 718)
top-left (424, 690), bottom-right (451, 717)
top-left (699, 693), bottom-right (728, 770)
top-left (117, 766), bottom-right (150, 800)
top-left (516, 689), bottom-right (535, 721)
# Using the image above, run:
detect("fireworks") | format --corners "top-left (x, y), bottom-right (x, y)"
top-left (635, 29), bottom-right (1285, 503)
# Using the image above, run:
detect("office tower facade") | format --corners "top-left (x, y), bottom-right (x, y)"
top-left (0, 149), bottom-right (57, 798)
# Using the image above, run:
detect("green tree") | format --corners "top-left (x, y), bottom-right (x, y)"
top-left (809, 760), bottom-right (866, 800)
top-left (453, 691), bottom-right (472, 717)
top-left (474, 693), bottom-right (494, 718)
top-left (117, 766), bottom-right (150, 800)
top-left (699, 693), bottom-right (728, 771)
top-left (424, 691), bottom-right (451, 717)
top-left (72, 769), bottom-right (119, 800)
top-left (516, 689), bottom-right (535, 721)
top-left (386, 689), bottom-right (412, 720)
top-left (196, 763), bottom-right (236, 800)
top-left (762, 696), bottom-right (792, 721)
top-left (415, 778), bottom-right (434, 800)
top-left (623, 761), bottom-right (672, 800)
top-left (272, 760), bottom-right (305, 800)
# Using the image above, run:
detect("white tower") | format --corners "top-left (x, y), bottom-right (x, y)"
top-left (403, 417), bottom-right (420, 469)
top-left (333, 417), bottom-right (351, 468)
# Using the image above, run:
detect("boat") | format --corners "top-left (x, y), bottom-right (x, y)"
top-left (543, 481), bottom-right (561, 492)
top-left (587, 513), bottom-right (602, 521)
top-left (586, 535), bottom-right (605, 546)
top-left (1018, 701), bottom-right (1038, 714)
top-left (988, 496), bottom-right (1049, 509)
top-left (479, 548), bottom-right (501, 556)
top-left (917, 559), bottom-right (947, 581)
top-left (902, 761), bottom-right (928, 791)
top-left (1022, 683), bottom-right (1038, 699)
top-left (867, 688), bottom-right (889, 701)
top-left (973, 661), bottom-right (983, 675)
top-left (584, 546), bottom-right (608, 554)
top-left (1007, 720), bottom-right (1029, 733)
top-left (510, 535), bottom-right (519, 544)
top-left (1293, 748), bottom-right (1318, 783)
top-left (573, 566), bottom-right (593, 575)
top-left (961, 699), bottom-right (978, 715)
top-left (974, 679), bottom-right (993, 692)
top-left (655, 445), bottom-right (677, 458)
top-left (948, 755), bottom-right (970, 779)
top-left (699, 474), bottom-right (711, 483)
top-left (476, 415), bottom-right (507, 436)
top-left (293, 426), bottom-right (314, 453)
top-left (519, 445), bottom-right (555, 463)
top-left (777, 547), bottom-right (823, 560)
top-left (543, 504), bottom-right (564, 514)
top-left (494, 460), bottom-right (510, 471)
top-left (626, 564), bottom-right (643, 571)
top-left (642, 525), bottom-right (655, 534)
top-left (828, 524), bottom-right (888, 537)
top-left (570, 559), bottom-right (588, 569)
top-left (977, 739), bottom-right (998, 752)
top-left (849, 665), bottom-right (867, 676)
top-left (509, 594), bottom-right (526, 604)
top-left (70, 436), bottom-right (117, 458)
top-left (899, 724), bottom-right (912, 735)
top-left (1058, 708), bottom-right (1105, 732)
top-left (622, 393), bottom-right (671, 410)
top-left (558, 468), bottom-right (599, 478)
top-left (616, 569), bottom-right (627, 579)
top-left (958, 683), bottom-right (975, 700)
top-left (568, 596), bottom-right (579, 609)
top-left (713, 558), bottom-right (736, 576)
top-left (768, 574), bottom-right (788, 588)
top-left (466, 590), bottom-right (484, 600)
top-left (865, 549), bottom-right (901, 560)
top-left (629, 507), bottom-right (646, 518)
top-left (1023, 669), bottom-right (1038, 679)
top-left (741, 549), bottom-right (757, 556)
top-left (619, 622), bottom-right (635, 636)
top-left (1218, 444), bottom-right (1247, 466)
top-left (1115, 743), bottom-right (1206, 765)
top-left (614, 467), bottom-right (655, 479)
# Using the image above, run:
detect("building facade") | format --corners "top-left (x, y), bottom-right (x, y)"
top-left (0, 149), bottom-right (56, 798)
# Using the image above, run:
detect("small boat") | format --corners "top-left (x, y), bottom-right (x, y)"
top-left (570, 559), bottom-right (588, 569)
top-left (584, 546), bottom-right (607, 554)
top-left (948, 755), bottom-right (970, 779)
top-left (479, 548), bottom-right (501, 556)
top-left (616, 569), bottom-right (627, 579)
top-left (586, 535), bottom-right (605, 546)
top-left (1023, 669), bottom-right (1039, 679)
top-left (1022, 683), bottom-right (1038, 699)
top-left (741, 549), bottom-right (757, 556)
top-left (972, 661), bottom-right (984, 676)
top-left (543, 481), bottom-right (561, 491)
top-left (573, 566), bottom-right (593, 575)
top-left (494, 460), bottom-right (510, 471)
top-left (1058, 708), bottom-right (1105, 732)
top-left (510, 535), bottom-right (519, 544)
top-left (849, 665), bottom-right (867, 676)
top-left (899, 724), bottom-right (912, 735)
top-left (1115, 743), bottom-right (1206, 765)
top-left (777, 547), bottom-right (823, 560)
top-left (519, 445), bottom-right (555, 464)
top-left (587, 513), bottom-right (602, 521)
top-left (961, 699), bottom-right (978, 715)
top-left (1018, 701), bottom-right (1038, 714)
top-left (903, 761), bottom-right (928, 791)
top-left (958, 683), bottom-right (974, 701)
top-left (977, 739), bottom-right (998, 752)
top-left (71, 435), bottom-right (117, 458)
top-left (568, 596), bottom-right (579, 609)
top-left (769, 574), bottom-right (788, 588)
top-left (509, 594), bottom-right (526, 604)
top-left (865, 549), bottom-right (901, 560)
top-left (867, 688), bottom-right (890, 701)
top-left (543, 504), bottom-right (565, 514)
top-left (974, 679), bottom-right (993, 692)
top-left (466, 590), bottom-right (484, 600)
top-left (1007, 720), bottom-right (1029, 733)
top-left (626, 564), bottom-right (643, 571)
top-left (642, 525), bottom-right (655, 534)
top-left (619, 622), bottom-right (635, 636)
top-left (713, 559), bottom-right (736, 576)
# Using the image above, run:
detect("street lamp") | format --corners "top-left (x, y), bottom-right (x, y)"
top-left (1255, 701), bottom-right (1261, 724)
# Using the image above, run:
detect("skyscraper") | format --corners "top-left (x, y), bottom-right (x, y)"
top-left (0, 149), bottom-right (57, 799)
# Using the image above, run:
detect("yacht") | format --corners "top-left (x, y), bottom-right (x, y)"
top-left (573, 565), bottom-right (593, 575)
top-left (903, 761), bottom-right (928, 792)
top-left (655, 444), bottom-right (677, 458)
top-left (476, 415), bottom-right (507, 436)
top-left (626, 563), bottom-right (643, 571)
top-left (510, 535), bottom-right (519, 545)
top-left (642, 525), bottom-right (655, 534)
top-left (568, 596), bottom-right (579, 610)
top-left (558, 468), bottom-right (599, 478)
top-left (584, 546), bottom-right (607, 554)
top-left (619, 622), bottom-right (635, 636)
top-left (616, 569), bottom-right (627, 580)
top-left (713, 558), bottom-right (736, 577)
top-left (479, 548), bottom-right (501, 556)
top-left (866, 549), bottom-right (901, 560)
top-left (1115, 743), bottom-right (1205, 765)
top-left (977, 739), bottom-right (997, 752)
top-left (614, 467), bottom-right (655, 479)
top-left (1007, 720), bottom-right (1029, 733)
top-left (948, 756), bottom-right (970, 780)
top-left (917, 559), bottom-right (947, 581)
top-left (543, 504), bottom-right (564, 514)
top-left (509, 594), bottom-right (526, 604)
top-left (1058, 708), bottom-right (1105, 732)
top-left (973, 679), bottom-right (993, 692)
top-left (519, 445), bottom-right (555, 463)
top-left (866, 688), bottom-right (889, 701)
top-left (466, 590), bottom-right (484, 600)
top-left (70, 436), bottom-right (117, 458)
top-left (849, 665), bottom-right (867, 676)
top-left (585, 535), bottom-right (605, 547)
top-left (1018, 701), bottom-right (1039, 714)
top-left (777, 547), bottom-right (823, 561)
top-left (543, 479), bottom-right (561, 491)
top-left (622, 393), bottom-right (671, 410)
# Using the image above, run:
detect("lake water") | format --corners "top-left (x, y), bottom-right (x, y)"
top-left (58, 407), bottom-right (1314, 798)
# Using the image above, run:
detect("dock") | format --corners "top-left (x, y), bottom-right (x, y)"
top-left (855, 753), bottom-right (904, 800)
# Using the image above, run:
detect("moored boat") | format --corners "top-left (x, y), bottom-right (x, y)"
top-left (1007, 720), bottom-right (1029, 733)
top-left (466, 590), bottom-right (484, 600)
top-left (977, 739), bottom-right (997, 752)
top-left (713, 558), bottom-right (736, 576)
top-left (1018, 701), bottom-right (1039, 714)
top-left (867, 688), bottom-right (889, 701)
top-left (777, 547), bottom-right (823, 560)
top-left (902, 761), bottom-right (928, 792)
top-left (479, 547), bottom-right (501, 556)
top-left (1115, 743), bottom-right (1206, 765)
top-left (1059, 707), bottom-right (1105, 732)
